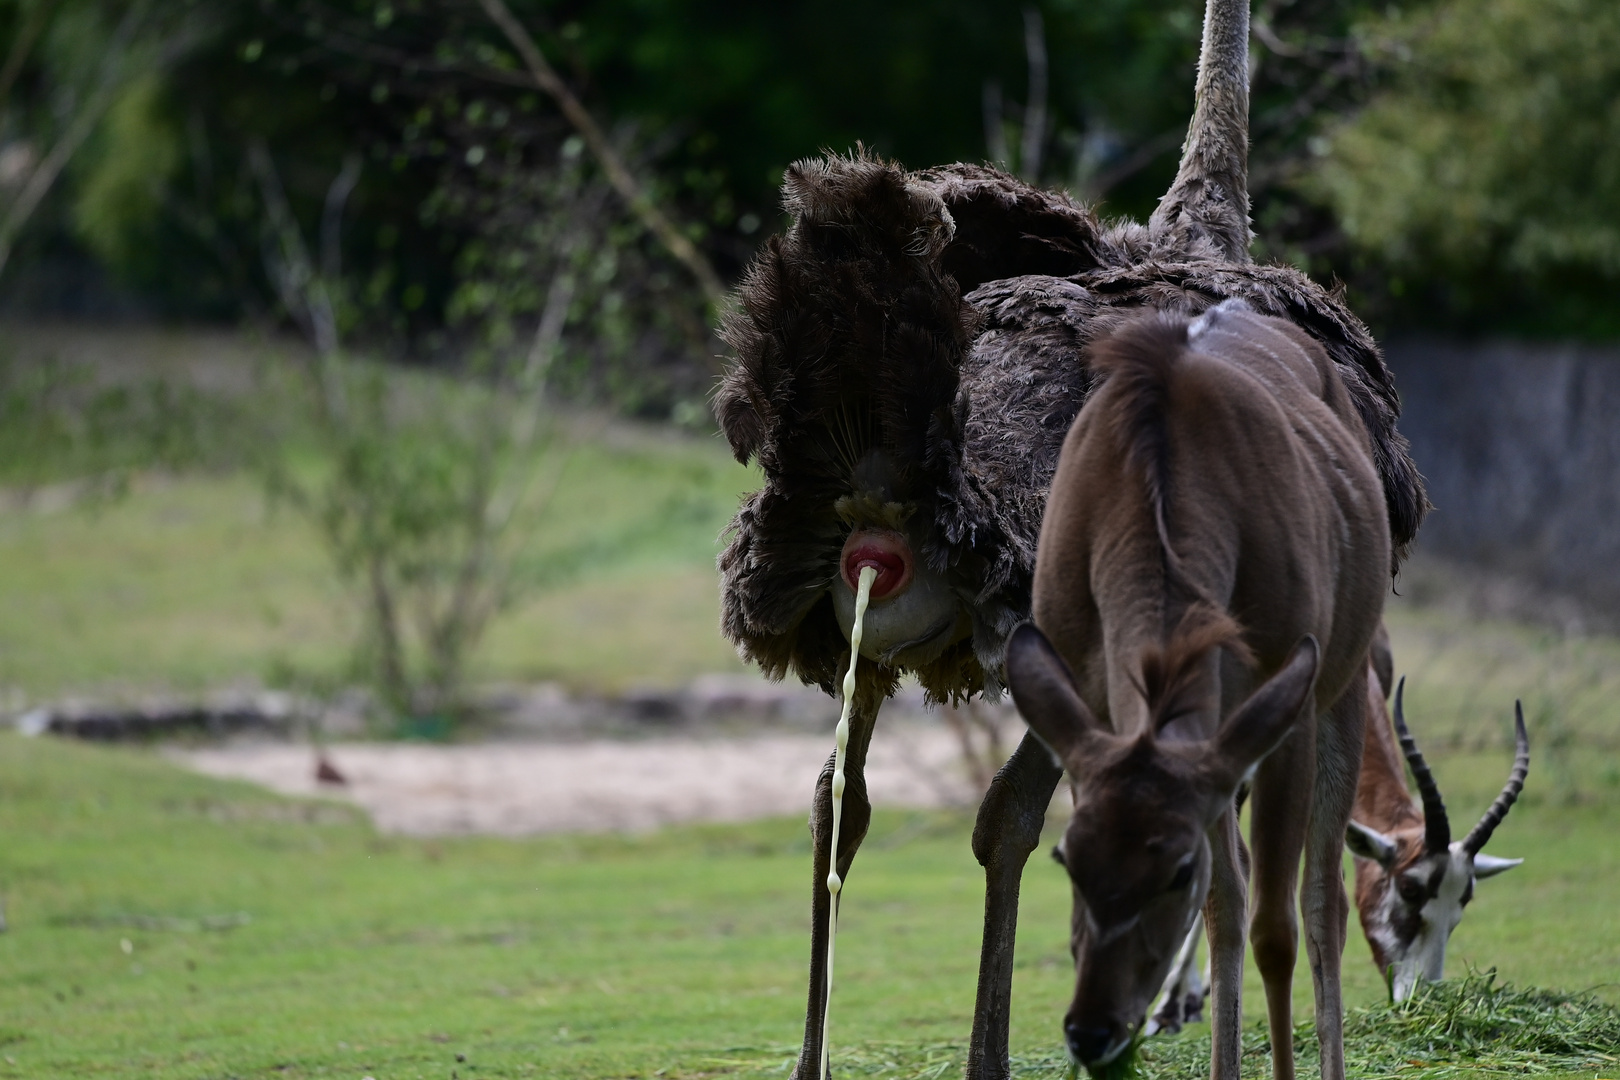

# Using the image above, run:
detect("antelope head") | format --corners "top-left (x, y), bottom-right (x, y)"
top-left (1345, 679), bottom-right (1530, 1002)
top-left (1006, 622), bottom-right (1319, 1069)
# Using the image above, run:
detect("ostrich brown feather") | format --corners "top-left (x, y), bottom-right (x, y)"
top-left (716, 151), bottom-right (1426, 704)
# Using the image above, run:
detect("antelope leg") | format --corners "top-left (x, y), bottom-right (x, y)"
top-left (965, 730), bottom-right (1064, 1080)
top-left (1146, 910), bottom-right (1207, 1036)
top-left (1206, 803), bottom-right (1250, 1080)
top-left (1248, 723), bottom-right (1313, 1080)
top-left (790, 686), bottom-right (882, 1080)
top-left (1302, 669), bottom-right (1368, 1080)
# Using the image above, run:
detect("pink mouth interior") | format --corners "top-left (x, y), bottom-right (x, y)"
top-left (841, 532), bottom-right (913, 600)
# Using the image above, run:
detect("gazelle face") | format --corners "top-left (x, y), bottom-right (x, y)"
top-left (1349, 830), bottom-right (1522, 1001)
top-left (1353, 839), bottom-right (1469, 1001)
top-left (1346, 687), bottom-right (1527, 1002)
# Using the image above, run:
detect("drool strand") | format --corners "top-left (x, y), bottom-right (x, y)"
top-left (820, 564), bottom-right (877, 1080)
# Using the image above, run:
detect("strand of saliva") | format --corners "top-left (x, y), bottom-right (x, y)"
top-left (819, 564), bottom-right (876, 1080)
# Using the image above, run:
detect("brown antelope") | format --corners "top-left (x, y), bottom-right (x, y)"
top-left (1008, 299), bottom-right (1389, 1080)
top-left (1346, 668), bottom-right (1529, 1000)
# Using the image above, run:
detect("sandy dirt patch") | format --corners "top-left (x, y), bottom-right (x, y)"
top-left (174, 722), bottom-right (1006, 836)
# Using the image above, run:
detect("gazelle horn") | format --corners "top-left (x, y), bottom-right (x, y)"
top-left (1391, 677), bottom-right (1451, 853)
top-left (1462, 702), bottom-right (1531, 856)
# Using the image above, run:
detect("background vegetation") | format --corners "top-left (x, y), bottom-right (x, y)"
top-left (0, 325), bottom-right (756, 704)
top-left (5, 0), bottom-right (1620, 354)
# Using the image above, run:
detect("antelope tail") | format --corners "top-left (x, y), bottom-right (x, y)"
top-left (1149, 0), bottom-right (1252, 263)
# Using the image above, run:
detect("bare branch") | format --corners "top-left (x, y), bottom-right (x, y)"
top-left (982, 80), bottom-right (1009, 167)
top-left (1252, 16), bottom-right (1306, 59)
top-left (321, 152), bottom-right (362, 287)
top-left (1020, 7), bottom-right (1047, 181)
top-left (0, 0), bottom-right (56, 108)
top-left (0, 0), bottom-right (204, 278)
top-left (1083, 128), bottom-right (1185, 202)
top-left (248, 142), bottom-right (337, 359)
top-left (474, 0), bottom-right (727, 321)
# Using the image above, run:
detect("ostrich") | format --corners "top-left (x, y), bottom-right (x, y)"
top-left (714, 1), bottom-right (1426, 1076)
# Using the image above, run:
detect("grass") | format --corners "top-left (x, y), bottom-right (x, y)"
top-left (2, 324), bottom-right (1619, 1077)
top-left (0, 729), bottom-right (1615, 1080)
top-left (1074, 974), bottom-right (1620, 1080)
top-left (0, 421), bottom-right (757, 701)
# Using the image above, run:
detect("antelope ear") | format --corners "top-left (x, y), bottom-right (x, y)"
top-left (1472, 853), bottom-right (1523, 879)
top-left (1006, 622), bottom-right (1104, 767)
top-left (1346, 820), bottom-right (1399, 869)
top-left (1210, 636), bottom-right (1319, 790)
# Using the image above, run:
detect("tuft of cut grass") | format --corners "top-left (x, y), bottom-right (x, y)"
top-left (690, 971), bottom-right (1620, 1080)
top-left (1009, 970), bottom-right (1620, 1080)
top-left (1350, 970), bottom-right (1620, 1076)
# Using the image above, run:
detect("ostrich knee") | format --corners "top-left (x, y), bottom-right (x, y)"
top-left (813, 759), bottom-right (873, 877)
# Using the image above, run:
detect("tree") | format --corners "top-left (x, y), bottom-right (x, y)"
top-left (1312, 0), bottom-right (1620, 335)
top-left (0, 0), bottom-right (205, 278)
top-left (253, 144), bottom-right (588, 728)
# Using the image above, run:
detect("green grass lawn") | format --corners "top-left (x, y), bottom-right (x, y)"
top-left (3, 329), bottom-right (1619, 1078)
top-left (0, 421), bottom-right (757, 701)
top-left (0, 730), bottom-right (1614, 1080)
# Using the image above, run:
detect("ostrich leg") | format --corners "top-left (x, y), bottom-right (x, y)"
top-left (966, 730), bottom-right (1065, 1079)
top-left (791, 679), bottom-right (884, 1080)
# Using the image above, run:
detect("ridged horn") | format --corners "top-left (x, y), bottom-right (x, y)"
top-left (1148, 0), bottom-right (1253, 263)
top-left (1391, 677), bottom-right (1451, 854)
top-left (1462, 702), bottom-right (1531, 856)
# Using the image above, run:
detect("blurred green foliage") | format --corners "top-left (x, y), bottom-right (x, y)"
top-left (5, 0), bottom-right (1620, 346)
top-left (0, 346), bottom-right (247, 495)
top-left (1, 1), bottom-right (1347, 333)
top-left (1316, 0), bottom-right (1620, 337)
top-left (71, 74), bottom-right (181, 269)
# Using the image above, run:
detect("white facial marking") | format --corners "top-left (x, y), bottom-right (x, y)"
top-left (1391, 843), bottom-right (1474, 1001)
top-left (1093, 913), bottom-right (1142, 947)
top-left (1093, 1032), bottom-right (1134, 1067)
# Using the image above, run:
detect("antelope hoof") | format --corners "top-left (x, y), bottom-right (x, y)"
top-left (1145, 996), bottom-right (1184, 1037)
top-left (1182, 988), bottom-right (1207, 1025)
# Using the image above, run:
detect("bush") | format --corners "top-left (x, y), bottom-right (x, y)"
top-left (1314, 0), bottom-right (1620, 336)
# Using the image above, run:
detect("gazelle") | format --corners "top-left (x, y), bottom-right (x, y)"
top-left (1144, 644), bottom-right (1531, 1032)
top-left (1009, 300), bottom-right (1388, 1080)
top-left (1346, 670), bottom-right (1529, 1001)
